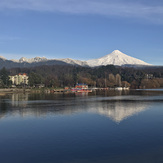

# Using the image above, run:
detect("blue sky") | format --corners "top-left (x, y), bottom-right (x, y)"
top-left (0, 0), bottom-right (163, 65)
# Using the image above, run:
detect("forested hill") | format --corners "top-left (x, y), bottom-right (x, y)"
top-left (8, 64), bottom-right (163, 89)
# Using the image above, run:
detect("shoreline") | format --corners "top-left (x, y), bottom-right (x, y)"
top-left (0, 88), bottom-right (163, 95)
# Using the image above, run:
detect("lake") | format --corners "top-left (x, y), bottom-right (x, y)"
top-left (0, 90), bottom-right (163, 163)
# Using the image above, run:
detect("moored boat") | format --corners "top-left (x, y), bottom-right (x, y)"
top-left (71, 83), bottom-right (92, 93)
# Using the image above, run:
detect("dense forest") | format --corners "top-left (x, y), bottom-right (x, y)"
top-left (1, 65), bottom-right (163, 89)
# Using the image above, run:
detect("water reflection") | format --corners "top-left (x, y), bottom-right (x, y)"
top-left (11, 93), bottom-right (29, 107)
top-left (0, 92), bottom-right (156, 123)
top-left (89, 101), bottom-right (148, 123)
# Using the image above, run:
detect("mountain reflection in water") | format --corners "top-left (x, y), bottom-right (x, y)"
top-left (89, 102), bottom-right (148, 123)
top-left (0, 92), bottom-right (155, 123)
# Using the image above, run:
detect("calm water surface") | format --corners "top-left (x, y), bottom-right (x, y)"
top-left (0, 90), bottom-right (163, 163)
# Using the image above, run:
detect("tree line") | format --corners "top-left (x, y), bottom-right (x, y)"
top-left (1, 65), bottom-right (163, 88)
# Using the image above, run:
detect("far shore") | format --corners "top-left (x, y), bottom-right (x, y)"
top-left (0, 88), bottom-right (32, 93)
top-left (0, 88), bottom-right (65, 94)
top-left (0, 87), bottom-right (163, 95)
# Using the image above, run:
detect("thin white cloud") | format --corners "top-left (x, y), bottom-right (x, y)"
top-left (0, 0), bottom-right (163, 22)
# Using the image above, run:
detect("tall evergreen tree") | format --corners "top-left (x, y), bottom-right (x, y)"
top-left (28, 72), bottom-right (42, 87)
top-left (0, 67), bottom-right (11, 87)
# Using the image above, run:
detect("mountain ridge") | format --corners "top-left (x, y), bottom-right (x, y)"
top-left (0, 50), bottom-right (151, 69)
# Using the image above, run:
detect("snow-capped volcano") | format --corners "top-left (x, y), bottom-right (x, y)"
top-left (87, 50), bottom-right (150, 67)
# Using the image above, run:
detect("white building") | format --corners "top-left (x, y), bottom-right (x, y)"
top-left (9, 73), bottom-right (29, 85)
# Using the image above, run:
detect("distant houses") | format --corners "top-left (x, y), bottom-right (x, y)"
top-left (9, 73), bottom-right (29, 86)
top-left (145, 74), bottom-right (154, 79)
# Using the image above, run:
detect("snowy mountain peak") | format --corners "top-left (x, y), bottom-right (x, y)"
top-left (87, 50), bottom-right (151, 67)
top-left (19, 57), bottom-right (27, 63)
top-left (19, 57), bottom-right (48, 63)
top-left (102, 50), bottom-right (125, 58)
top-left (112, 50), bottom-right (123, 54)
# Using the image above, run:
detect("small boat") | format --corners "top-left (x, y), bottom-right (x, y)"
top-left (71, 83), bottom-right (92, 93)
